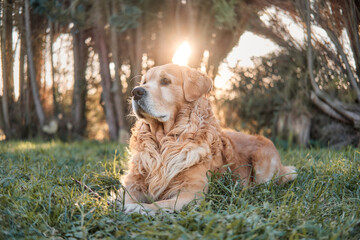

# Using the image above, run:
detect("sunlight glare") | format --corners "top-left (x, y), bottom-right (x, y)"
top-left (215, 31), bottom-right (279, 90)
top-left (172, 41), bottom-right (191, 66)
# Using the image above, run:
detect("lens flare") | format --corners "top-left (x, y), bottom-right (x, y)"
top-left (172, 41), bottom-right (191, 66)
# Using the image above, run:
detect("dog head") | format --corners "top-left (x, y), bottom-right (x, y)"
top-left (131, 64), bottom-right (212, 123)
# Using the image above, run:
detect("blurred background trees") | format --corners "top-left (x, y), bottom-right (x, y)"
top-left (218, 0), bottom-right (360, 148)
top-left (0, 0), bottom-right (359, 148)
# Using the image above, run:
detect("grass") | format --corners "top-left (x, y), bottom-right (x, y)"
top-left (0, 140), bottom-right (359, 239)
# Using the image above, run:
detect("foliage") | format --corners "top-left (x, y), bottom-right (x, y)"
top-left (212, 0), bottom-right (238, 30)
top-left (219, 49), bottom-right (310, 135)
top-left (1, 141), bottom-right (359, 239)
top-left (30, 0), bottom-right (89, 24)
top-left (1, 0), bottom-right (359, 144)
top-left (1, 0), bottom-right (263, 141)
top-left (110, 5), bottom-right (142, 33)
top-left (219, 43), bottom-right (360, 146)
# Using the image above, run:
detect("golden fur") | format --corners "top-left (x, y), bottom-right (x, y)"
top-left (118, 64), bottom-right (297, 214)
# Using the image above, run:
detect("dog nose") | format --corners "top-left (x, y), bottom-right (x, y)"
top-left (132, 87), bottom-right (146, 100)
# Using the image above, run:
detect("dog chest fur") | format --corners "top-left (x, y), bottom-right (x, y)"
top-left (127, 98), bottom-right (226, 200)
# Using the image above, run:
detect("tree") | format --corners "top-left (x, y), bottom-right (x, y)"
top-left (24, 0), bottom-right (46, 127)
top-left (1, 0), bottom-right (14, 137)
top-left (303, 0), bottom-right (360, 129)
top-left (219, 0), bottom-right (360, 147)
top-left (110, 0), bottom-right (129, 142)
top-left (93, 1), bottom-right (119, 140)
top-left (72, 26), bottom-right (89, 137)
top-left (4, 0), bottom-right (357, 145)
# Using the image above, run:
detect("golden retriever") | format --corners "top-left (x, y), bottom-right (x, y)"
top-left (118, 64), bottom-right (297, 214)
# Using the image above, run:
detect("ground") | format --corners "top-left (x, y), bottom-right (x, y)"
top-left (0, 140), bottom-right (359, 239)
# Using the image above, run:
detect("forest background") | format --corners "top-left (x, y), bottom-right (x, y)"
top-left (1, 0), bottom-right (360, 148)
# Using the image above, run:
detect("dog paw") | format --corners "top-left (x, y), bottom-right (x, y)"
top-left (124, 203), bottom-right (155, 215)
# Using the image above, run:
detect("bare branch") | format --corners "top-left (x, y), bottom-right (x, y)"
top-left (324, 27), bottom-right (360, 102)
top-left (306, 0), bottom-right (321, 95)
top-left (310, 92), bottom-right (350, 124)
top-left (314, 9), bottom-right (360, 102)
top-left (306, 0), bottom-right (360, 128)
top-left (247, 13), bottom-right (296, 50)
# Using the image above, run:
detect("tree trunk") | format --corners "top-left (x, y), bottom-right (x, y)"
top-left (25, 57), bottom-right (31, 128)
top-left (0, 97), bottom-right (5, 136)
top-left (71, 27), bottom-right (89, 137)
top-left (207, 28), bottom-right (246, 78)
top-left (50, 22), bottom-right (60, 116)
top-left (1, 0), bottom-right (13, 137)
top-left (128, 23), bottom-right (143, 97)
top-left (95, 31), bottom-right (118, 140)
top-left (17, 0), bottom-right (30, 132)
top-left (93, 3), bottom-right (118, 140)
top-left (5, 0), bottom-right (14, 101)
top-left (24, 0), bottom-right (46, 127)
top-left (33, 32), bottom-right (46, 103)
top-left (343, 0), bottom-right (360, 86)
top-left (19, 23), bottom-right (26, 130)
top-left (111, 22), bottom-right (129, 138)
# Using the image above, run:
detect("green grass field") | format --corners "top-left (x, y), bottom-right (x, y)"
top-left (1, 141), bottom-right (359, 239)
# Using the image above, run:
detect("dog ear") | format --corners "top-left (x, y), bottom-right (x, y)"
top-left (181, 66), bottom-right (213, 102)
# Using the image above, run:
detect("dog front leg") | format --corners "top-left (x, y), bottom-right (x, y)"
top-left (124, 191), bottom-right (201, 215)
top-left (111, 186), bottom-right (148, 210)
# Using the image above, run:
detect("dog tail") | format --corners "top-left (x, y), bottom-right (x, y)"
top-left (279, 165), bottom-right (297, 184)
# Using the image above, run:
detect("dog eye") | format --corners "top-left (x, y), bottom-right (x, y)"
top-left (142, 80), bottom-right (147, 85)
top-left (160, 78), bottom-right (171, 86)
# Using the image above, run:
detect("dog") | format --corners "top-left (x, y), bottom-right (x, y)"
top-left (118, 63), bottom-right (297, 214)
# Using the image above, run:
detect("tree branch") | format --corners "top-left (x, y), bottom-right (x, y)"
top-left (324, 27), bottom-right (360, 102)
top-left (310, 92), bottom-right (350, 124)
top-left (247, 12), bottom-right (298, 51)
top-left (306, 0), bottom-right (360, 128)
top-left (313, 8), bottom-right (360, 102)
top-left (306, 0), bottom-right (321, 95)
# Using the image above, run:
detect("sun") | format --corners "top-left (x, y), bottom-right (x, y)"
top-left (172, 41), bottom-right (191, 66)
